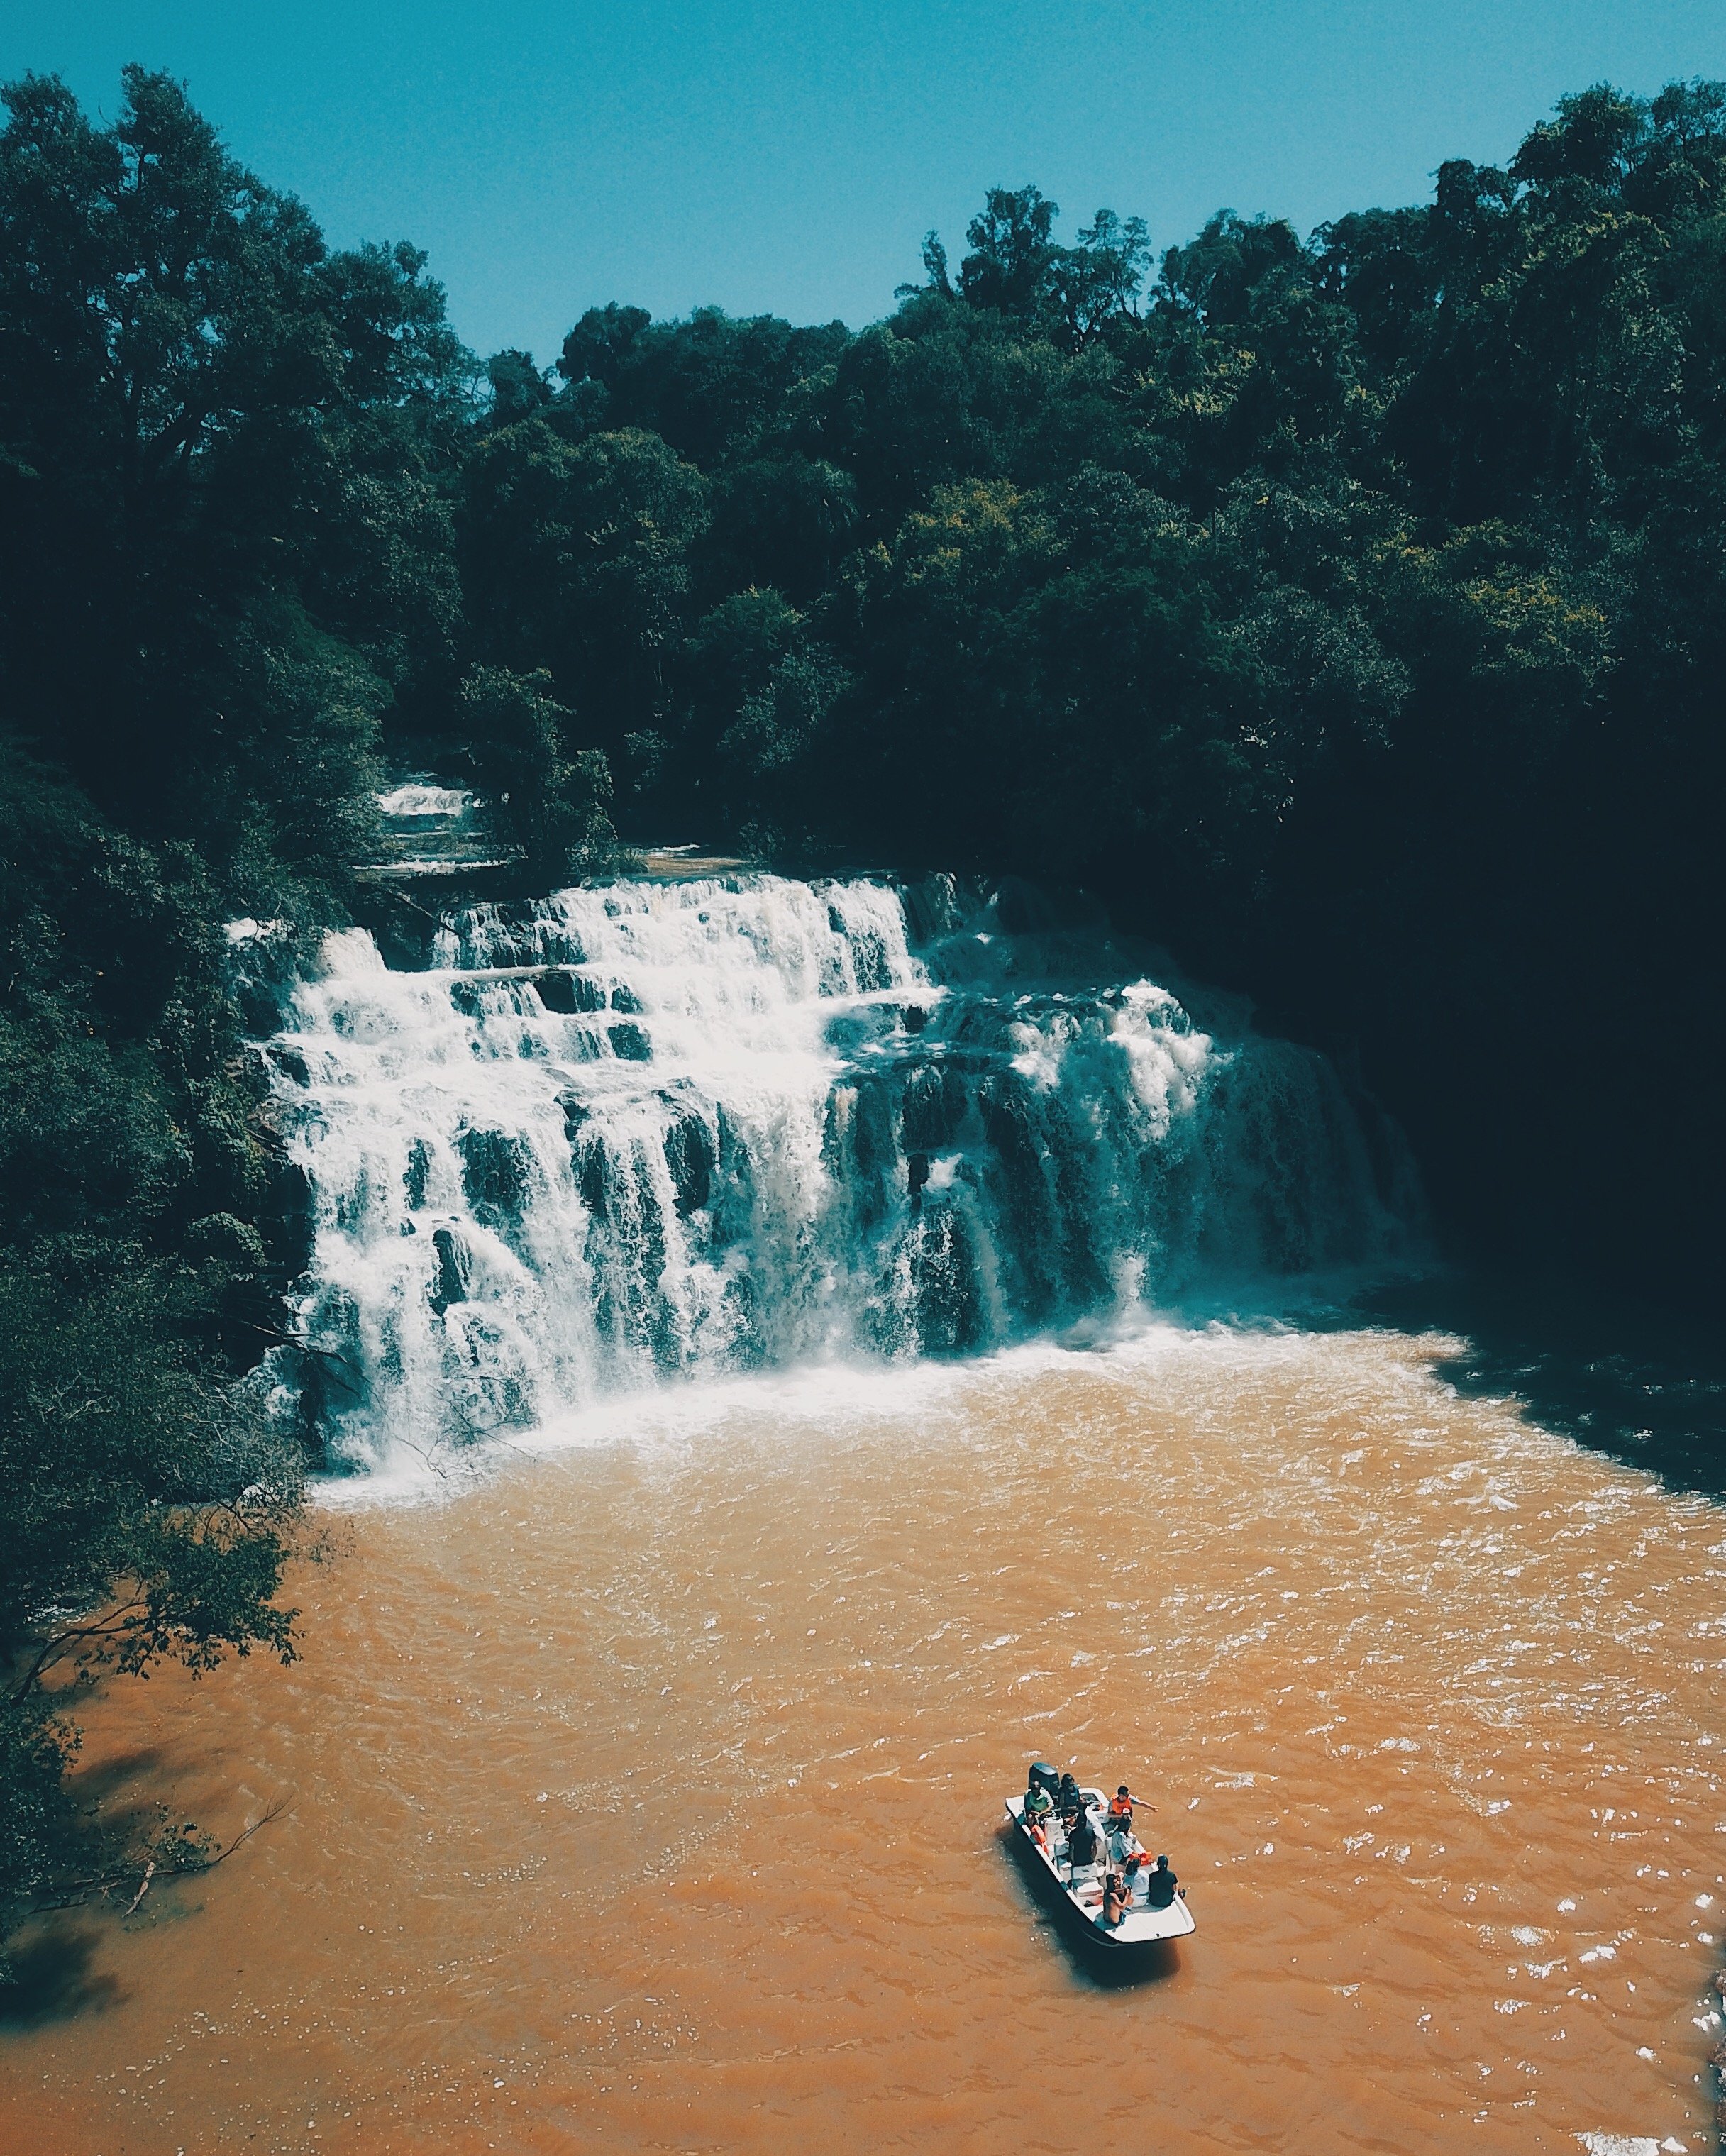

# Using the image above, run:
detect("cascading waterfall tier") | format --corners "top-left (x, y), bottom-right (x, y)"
top-left (251, 873), bottom-right (1420, 1469)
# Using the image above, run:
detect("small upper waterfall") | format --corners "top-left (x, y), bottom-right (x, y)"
top-left (249, 872), bottom-right (1420, 1470)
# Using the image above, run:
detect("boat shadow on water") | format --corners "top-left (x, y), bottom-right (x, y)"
top-left (997, 1824), bottom-right (1184, 1992)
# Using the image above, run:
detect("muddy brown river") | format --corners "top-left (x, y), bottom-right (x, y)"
top-left (5, 1323), bottom-right (1725, 2153)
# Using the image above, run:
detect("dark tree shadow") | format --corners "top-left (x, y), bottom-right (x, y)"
top-left (68, 1745), bottom-right (168, 1807)
top-left (0, 1920), bottom-right (121, 2028)
top-left (1349, 1268), bottom-right (1726, 1498)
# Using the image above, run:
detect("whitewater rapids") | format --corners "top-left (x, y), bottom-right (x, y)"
top-left (250, 873), bottom-right (1418, 1469)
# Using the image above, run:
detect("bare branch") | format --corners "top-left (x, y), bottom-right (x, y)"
top-left (122, 1861), bottom-right (156, 1917)
top-left (184, 1795), bottom-right (294, 1872)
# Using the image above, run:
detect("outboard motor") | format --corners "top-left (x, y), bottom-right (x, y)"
top-left (1027, 1761), bottom-right (1060, 1801)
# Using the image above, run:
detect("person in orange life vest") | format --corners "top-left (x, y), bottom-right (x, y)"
top-left (1107, 1784), bottom-right (1136, 1825)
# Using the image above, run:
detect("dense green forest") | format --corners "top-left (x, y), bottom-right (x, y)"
top-left (2, 65), bottom-right (1725, 1957)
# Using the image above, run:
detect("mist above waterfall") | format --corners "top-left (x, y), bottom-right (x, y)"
top-left (252, 873), bottom-right (1422, 1470)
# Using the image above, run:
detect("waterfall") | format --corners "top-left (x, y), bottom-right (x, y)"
top-left (248, 873), bottom-right (1420, 1469)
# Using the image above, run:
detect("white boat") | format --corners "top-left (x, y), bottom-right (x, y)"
top-left (1005, 1778), bottom-right (1195, 1963)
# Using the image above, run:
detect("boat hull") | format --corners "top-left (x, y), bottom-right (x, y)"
top-left (1004, 1793), bottom-right (1194, 1974)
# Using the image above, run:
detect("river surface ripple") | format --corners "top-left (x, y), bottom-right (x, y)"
top-left (5, 1322), bottom-right (1725, 2154)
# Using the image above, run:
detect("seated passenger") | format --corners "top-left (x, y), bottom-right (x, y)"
top-left (1024, 1779), bottom-right (1053, 1825)
top-left (1066, 1811), bottom-right (1102, 1872)
top-left (1107, 1784), bottom-right (1136, 1825)
top-left (1057, 1771), bottom-right (1081, 1813)
top-left (1101, 1872), bottom-right (1129, 1929)
top-left (1144, 1854), bottom-right (1180, 1909)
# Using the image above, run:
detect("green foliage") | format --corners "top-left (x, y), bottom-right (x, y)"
top-left (557, 303), bottom-right (849, 466)
top-left (675, 590), bottom-right (852, 846)
top-left (0, 1255), bottom-right (302, 1959)
top-left (908, 185), bottom-right (1153, 354)
top-left (459, 667), bottom-right (619, 883)
top-left (459, 420), bottom-right (707, 746)
top-left (698, 453), bottom-right (858, 604)
top-left (0, 1265), bottom-right (302, 1691)
top-left (484, 347), bottom-right (554, 429)
top-left (0, 739), bottom-right (304, 1955)
top-left (0, 64), bottom-right (468, 883)
top-left (0, 1700), bottom-right (75, 1962)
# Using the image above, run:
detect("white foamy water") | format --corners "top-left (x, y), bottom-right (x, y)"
top-left (376, 781), bottom-right (477, 822)
top-left (253, 874), bottom-right (1419, 1470)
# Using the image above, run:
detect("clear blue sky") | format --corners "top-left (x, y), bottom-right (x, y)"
top-left (4, 3), bottom-right (1723, 368)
